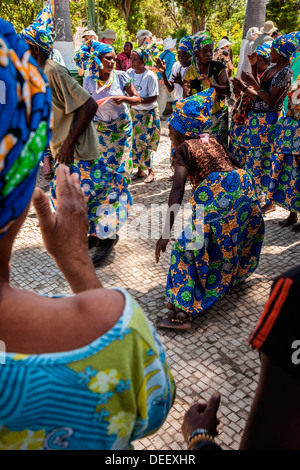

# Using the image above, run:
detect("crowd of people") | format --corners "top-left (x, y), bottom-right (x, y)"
top-left (1, 0), bottom-right (300, 451)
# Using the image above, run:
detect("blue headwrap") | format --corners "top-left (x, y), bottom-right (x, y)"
top-left (168, 88), bottom-right (215, 138)
top-left (192, 31), bottom-right (214, 53)
top-left (272, 32), bottom-right (300, 59)
top-left (178, 36), bottom-right (193, 55)
top-left (133, 43), bottom-right (158, 66)
top-left (20, 1), bottom-right (55, 54)
top-left (255, 42), bottom-right (272, 59)
top-left (74, 39), bottom-right (114, 81)
top-left (0, 19), bottom-right (52, 238)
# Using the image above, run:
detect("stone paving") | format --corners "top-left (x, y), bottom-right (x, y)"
top-left (11, 121), bottom-right (300, 451)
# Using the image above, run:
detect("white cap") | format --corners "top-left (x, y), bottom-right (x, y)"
top-left (163, 37), bottom-right (177, 50)
top-left (102, 29), bottom-right (116, 39)
top-left (83, 30), bottom-right (97, 38)
top-left (217, 38), bottom-right (232, 49)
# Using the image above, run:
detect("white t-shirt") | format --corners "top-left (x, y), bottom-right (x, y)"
top-left (169, 61), bottom-right (191, 101)
top-left (83, 70), bottom-right (131, 122)
top-left (127, 68), bottom-right (159, 110)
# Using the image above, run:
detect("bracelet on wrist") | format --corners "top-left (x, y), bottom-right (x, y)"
top-left (257, 89), bottom-right (264, 93)
top-left (242, 84), bottom-right (249, 91)
top-left (187, 428), bottom-right (214, 450)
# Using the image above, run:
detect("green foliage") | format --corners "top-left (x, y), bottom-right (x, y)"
top-left (266, 0), bottom-right (300, 33)
top-left (207, 0), bottom-right (246, 70)
top-left (0, 0), bottom-right (43, 32)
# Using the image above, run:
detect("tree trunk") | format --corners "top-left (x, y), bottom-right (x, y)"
top-left (119, 0), bottom-right (132, 31)
top-left (242, 0), bottom-right (266, 38)
top-left (53, 0), bottom-right (76, 70)
top-left (236, 0), bottom-right (266, 77)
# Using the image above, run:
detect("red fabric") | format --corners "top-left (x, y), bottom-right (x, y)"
top-left (116, 52), bottom-right (131, 71)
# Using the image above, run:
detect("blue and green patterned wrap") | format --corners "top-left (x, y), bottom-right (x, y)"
top-left (0, 18), bottom-right (52, 239)
top-left (167, 169), bottom-right (264, 316)
top-left (20, 1), bottom-right (55, 54)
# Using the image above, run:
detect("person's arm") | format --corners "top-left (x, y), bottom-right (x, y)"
top-left (182, 393), bottom-right (222, 450)
top-left (241, 70), bottom-right (289, 107)
top-left (32, 165), bottom-right (102, 293)
top-left (57, 96), bottom-right (98, 165)
top-left (155, 165), bottom-right (187, 263)
top-left (240, 353), bottom-right (300, 449)
top-left (112, 81), bottom-right (141, 106)
top-left (155, 57), bottom-right (174, 93)
top-left (211, 68), bottom-right (231, 96)
top-left (248, 51), bottom-right (260, 83)
top-left (116, 54), bottom-right (125, 71)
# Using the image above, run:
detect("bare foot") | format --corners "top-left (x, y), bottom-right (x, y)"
top-left (132, 171), bottom-right (146, 180)
top-left (279, 212), bottom-right (298, 227)
top-left (262, 203), bottom-right (276, 215)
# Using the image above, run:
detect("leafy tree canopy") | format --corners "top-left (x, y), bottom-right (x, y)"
top-left (266, 0), bottom-right (300, 33)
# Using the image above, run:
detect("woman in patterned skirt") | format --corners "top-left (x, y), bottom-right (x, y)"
top-left (155, 132), bottom-right (265, 330)
top-left (74, 39), bottom-right (141, 265)
top-left (230, 42), bottom-right (272, 166)
top-left (266, 71), bottom-right (300, 227)
top-left (127, 46), bottom-right (161, 183)
top-left (236, 34), bottom-right (295, 214)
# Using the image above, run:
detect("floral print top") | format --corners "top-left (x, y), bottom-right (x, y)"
top-left (0, 289), bottom-right (175, 450)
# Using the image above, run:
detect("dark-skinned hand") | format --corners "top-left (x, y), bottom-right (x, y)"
top-left (182, 393), bottom-right (221, 443)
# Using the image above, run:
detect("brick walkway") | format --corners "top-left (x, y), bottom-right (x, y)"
top-left (11, 121), bottom-right (300, 450)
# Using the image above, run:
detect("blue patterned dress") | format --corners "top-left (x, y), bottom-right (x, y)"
top-left (239, 65), bottom-right (292, 200)
top-left (266, 75), bottom-right (300, 211)
top-left (166, 169), bottom-right (265, 316)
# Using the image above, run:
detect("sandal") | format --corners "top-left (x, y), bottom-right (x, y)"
top-left (144, 174), bottom-right (155, 184)
top-left (156, 305), bottom-right (192, 330)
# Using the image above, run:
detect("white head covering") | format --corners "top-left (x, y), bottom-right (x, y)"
top-left (102, 29), bottom-right (116, 40)
top-left (163, 37), bottom-right (177, 50)
top-left (217, 38), bottom-right (232, 49)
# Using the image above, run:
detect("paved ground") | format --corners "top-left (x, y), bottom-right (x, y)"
top-left (11, 121), bottom-right (300, 451)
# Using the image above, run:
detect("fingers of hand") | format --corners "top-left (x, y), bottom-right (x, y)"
top-left (208, 392), bottom-right (221, 411)
top-left (32, 187), bottom-right (56, 233)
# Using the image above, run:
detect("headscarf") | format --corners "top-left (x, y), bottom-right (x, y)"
top-left (133, 43), bottom-right (158, 66)
top-left (272, 32), bottom-right (300, 60)
top-left (168, 88), bottom-right (215, 138)
top-left (191, 31), bottom-right (214, 53)
top-left (0, 19), bottom-right (52, 239)
top-left (255, 41), bottom-right (272, 59)
top-left (173, 138), bottom-right (234, 188)
top-left (74, 39), bottom-right (114, 82)
top-left (20, 1), bottom-right (55, 54)
top-left (178, 35), bottom-right (193, 55)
